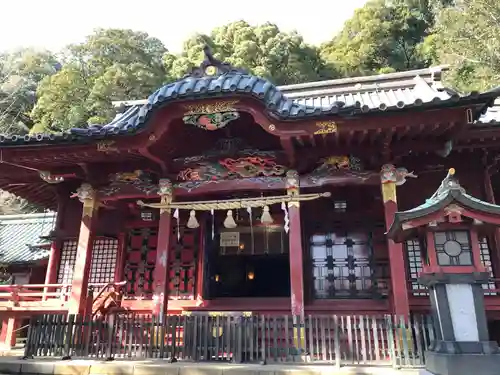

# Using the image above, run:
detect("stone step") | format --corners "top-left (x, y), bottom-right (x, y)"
top-left (0, 359), bottom-right (421, 375)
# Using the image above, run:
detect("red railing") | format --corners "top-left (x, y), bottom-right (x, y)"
top-left (0, 284), bottom-right (71, 306)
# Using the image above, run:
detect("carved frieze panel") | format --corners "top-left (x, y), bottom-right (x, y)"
top-left (98, 170), bottom-right (159, 197)
top-left (182, 101), bottom-right (240, 131)
top-left (304, 155), bottom-right (375, 185)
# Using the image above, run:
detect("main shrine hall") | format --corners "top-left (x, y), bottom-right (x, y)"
top-left (1, 49), bottom-right (500, 335)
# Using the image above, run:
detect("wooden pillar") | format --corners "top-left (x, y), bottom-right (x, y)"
top-left (68, 183), bottom-right (99, 315)
top-left (286, 170), bottom-right (305, 351)
top-left (44, 193), bottom-right (68, 299)
top-left (152, 179), bottom-right (173, 316)
top-left (380, 164), bottom-right (411, 318)
top-left (0, 318), bottom-right (18, 348)
top-left (483, 168), bottom-right (500, 277)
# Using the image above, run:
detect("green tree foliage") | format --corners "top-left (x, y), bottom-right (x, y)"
top-left (0, 48), bottom-right (59, 134)
top-left (427, 0), bottom-right (500, 92)
top-left (164, 21), bottom-right (331, 85)
top-left (320, 0), bottom-right (436, 77)
top-left (31, 29), bottom-right (168, 131)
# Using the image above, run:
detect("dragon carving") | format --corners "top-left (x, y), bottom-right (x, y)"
top-left (177, 157), bottom-right (286, 181)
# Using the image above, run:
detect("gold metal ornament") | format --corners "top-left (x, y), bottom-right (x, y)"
top-left (314, 121), bottom-right (338, 135)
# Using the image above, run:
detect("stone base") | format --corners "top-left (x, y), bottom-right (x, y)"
top-left (425, 350), bottom-right (500, 375)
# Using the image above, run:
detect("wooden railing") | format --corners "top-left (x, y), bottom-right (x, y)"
top-left (0, 284), bottom-right (70, 306)
top-left (24, 313), bottom-right (435, 368)
top-left (90, 281), bottom-right (126, 317)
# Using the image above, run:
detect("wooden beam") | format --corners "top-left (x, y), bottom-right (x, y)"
top-left (280, 137), bottom-right (297, 168)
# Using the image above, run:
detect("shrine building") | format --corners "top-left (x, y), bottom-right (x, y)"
top-left (2, 50), bottom-right (500, 364)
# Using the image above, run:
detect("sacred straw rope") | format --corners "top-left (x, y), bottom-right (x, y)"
top-left (137, 192), bottom-right (331, 211)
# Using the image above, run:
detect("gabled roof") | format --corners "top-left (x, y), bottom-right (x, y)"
top-left (0, 213), bottom-right (55, 264)
top-left (387, 169), bottom-right (500, 240)
top-left (477, 98), bottom-right (500, 125)
top-left (1, 49), bottom-right (499, 146)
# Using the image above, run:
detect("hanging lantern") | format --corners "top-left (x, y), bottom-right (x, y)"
top-left (224, 210), bottom-right (237, 228)
top-left (247, 271), bottom-right (255, 280)
top-left (260, 205), bottom-right (274, 225)
top-left (186, 210), bottom-right (199, 229)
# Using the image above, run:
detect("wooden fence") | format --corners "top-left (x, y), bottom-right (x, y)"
top-left (24, 313), bottom-right (435, 368)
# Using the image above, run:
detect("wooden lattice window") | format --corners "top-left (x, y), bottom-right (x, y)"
top-left (89, 239), bottom-right (118, 284)
top-left (57, 240), bottom-right (77, 284)
top-left (479, 237), bottom-right (497, 296)
top-left (310, 230), bottom-right (375, 298)
top-left (124, 227), bottom-right (158, 297)
top-left (434, 231), bottom-right (473, 266)
top-left (57, 238), bottom-right (118, 285)
top-left (405, 239), bottom-right (428, 296)
top-left (168, 225), bottom-right (199, 300)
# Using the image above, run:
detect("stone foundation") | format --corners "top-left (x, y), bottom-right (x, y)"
top-left (0, 359), bottom-right (420, 375)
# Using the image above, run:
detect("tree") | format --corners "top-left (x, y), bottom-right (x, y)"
top-left (320, 0), bottom-right (435, 77)
top-left (428, 0), bottom-right (500, 92)
top-left (164, 21), bottom-right (332, 85)
top-left (0, 48), bottom-right (59, 135)
top-left (31, 29), bottom-right (168, 132)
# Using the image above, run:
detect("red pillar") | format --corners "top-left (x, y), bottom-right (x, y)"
top-left (44, 193), bottom-right (67, 299)
top-left (68, 184), bottom-right (99, 315)
top-left (286, 170), bottom-right (305, 351)
top-left (381, 165), bottom-right (410, 318)
top-left (152, 179), bottom-right (173, 316)
top-left (0, 318), bottom-right (18, 348)
top-left (483, 168), bottom-right (500, 276)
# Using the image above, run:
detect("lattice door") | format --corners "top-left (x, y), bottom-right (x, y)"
top-left (124, 227), bottom-right (158, 297)
top-left (89, 239), bottom-right (118, 284)
top-left (57, 238), bottom-right (118, 285)
top-left (168, 225), bottom-right (199, 300)
top-left (57, 240), bottom-right (77, 284)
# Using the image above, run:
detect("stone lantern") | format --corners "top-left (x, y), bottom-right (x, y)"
top-left (387, 168), bottom-right (500, 375)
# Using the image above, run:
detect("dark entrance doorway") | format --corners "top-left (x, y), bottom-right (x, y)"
top-left (207, 223), bottom-right (291, 298)
top-left (211, 254), bottom-right (290, 298)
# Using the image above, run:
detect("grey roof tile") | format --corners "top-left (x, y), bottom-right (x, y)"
top-left (0, 213), bottom-right (56, 264)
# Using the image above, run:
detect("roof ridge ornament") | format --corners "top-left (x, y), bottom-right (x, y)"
top-left (186, 45), bottom-right (248, 78)
top-left (429, 168), bottom-right (465, 202)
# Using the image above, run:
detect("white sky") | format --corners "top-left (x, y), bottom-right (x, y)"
top-left (1, 0), bottom-right (368, 53)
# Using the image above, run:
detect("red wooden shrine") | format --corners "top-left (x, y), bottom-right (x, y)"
top-left (1, 51), bottom-right (500, 347)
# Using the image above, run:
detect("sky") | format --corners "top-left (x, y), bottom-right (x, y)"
top-left (1, 0), bottom-right (368, 53)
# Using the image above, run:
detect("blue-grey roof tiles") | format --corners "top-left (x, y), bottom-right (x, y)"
top-left (0, 213), bottom-right (55, 264)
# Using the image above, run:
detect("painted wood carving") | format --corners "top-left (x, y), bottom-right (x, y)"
top-left (380, 164), bottom-right (417, 186)
top-left (306, 155), bottom-right (375, 185)
top-left (99, 170), bottom-right (159, 197)
top-left (182, 100), bottom-right (240, 131)
top-left (174, 139), bottom-right (288, 191)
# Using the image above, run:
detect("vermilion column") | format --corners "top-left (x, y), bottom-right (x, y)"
top-left (152, 179), bottom-right (173, 316)
top-left (0, 318), bottom-right (18, 348)
top-left (286, 170), bottom-right (306, 352)
top-left (380, 164), bottom-right (411, 318)
top-left (44, 193), bottom-right (68, 299)
top-left (68, 183), bottom-right (99, 315)
top-left (483, 168), bottom-right (500, 276)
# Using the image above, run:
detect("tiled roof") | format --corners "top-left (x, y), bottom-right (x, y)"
top-left (1, 56), bottom-right (499, 146)
top-left (0, 213), bottom-right (55, 264)
top-left (477, 98), bottom-right (500, 125)
top-left (387, 169), bottom-right (500, 240)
